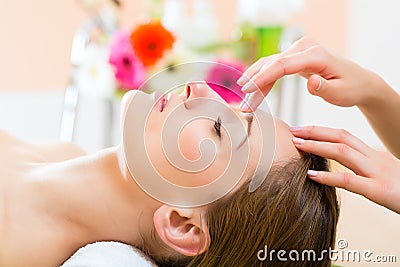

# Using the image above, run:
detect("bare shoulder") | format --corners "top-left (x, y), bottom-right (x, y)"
top-left (0, 129), bottom-right (23, 145)
top-left (29, 141), bottom-right (87, 161)
top-left (0, 128), bottom-right (16, 139)
top-left (0, 128), bottom-right (87, 161)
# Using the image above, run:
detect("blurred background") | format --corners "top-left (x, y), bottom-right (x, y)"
top-left (0, 0), bottom-right (399, 265)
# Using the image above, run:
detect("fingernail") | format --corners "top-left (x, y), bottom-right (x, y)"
top-left (240, 94), bottom-right (248, 110)
top-left (239, 101), bottom-right (244, 110)
top-left (292, 137), bottom-right (305, 144)
top-left (237, 76), bottom-right (248, 86)
top-left (289, 126), bottom-right (302, 132)
top-left (241, 83), bottom-right (253, 93)
top-left (307, 170), bottom-right (318, 176)
top-left (315, 77), bottom-right (322, 91)
top-left (240, 102), bottom-right (251, 112)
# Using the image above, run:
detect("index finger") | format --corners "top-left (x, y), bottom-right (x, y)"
top-left (308, 171), bottom-right (374, 199)
top-left (291, 126), bottom-right (375, 157)
top-left (238, 37), bottom-right (321, 86)
top-left (241, 47), bottom-right (330, 94)
top-left (237, 56), bottom-right (275, 86)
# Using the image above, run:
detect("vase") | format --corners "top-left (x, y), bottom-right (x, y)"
top-left (255, 25), bottom-right (284, 58)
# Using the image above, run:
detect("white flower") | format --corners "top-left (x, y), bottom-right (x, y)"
top-left (73, 44), bottom-right (116, 99)
top-left (77, 0), bottom-right (107, 11)
top-left (237, 0), bottom-right (304, 26)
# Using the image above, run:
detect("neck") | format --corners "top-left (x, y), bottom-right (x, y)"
top-left (33, 145), bottom-right (160, 248)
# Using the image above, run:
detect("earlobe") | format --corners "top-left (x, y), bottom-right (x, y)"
top-left (153, 205), bottom-right (210, 256)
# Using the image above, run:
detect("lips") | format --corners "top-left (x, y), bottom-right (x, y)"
top-left (154, 91), bottom-right (168, 112)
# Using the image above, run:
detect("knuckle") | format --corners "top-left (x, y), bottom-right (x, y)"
top-left (258, 55), bottom-right (275, 69)
top-left (265, 54), bottom-right (276, 62)
top-left (253, 72), bottom-right (269, 89)
top-left (301, 125), bottom-right (316, 137)
top-left (308, 45), bottom-right (331, 65)
top-left (306, 125), bottom-right (316, 133)
top-left (245, 57), bottom-right (269, 77)
top-left (381, 151), bottom-right (395, 161)
top-left (257, 57), bottom-right (269, 66)
top-left (271, 58), bottom-right (287, 75)
top-left (309, 45), bottom-right (327, 57)
top-left (294, 36), bottom-right (318, 49)
top-left (337, 129), bottom-right (351, 141)
top-left (341, 172), bottom-right (353, 188)
top-left (292, 37), bottom-right (305, 48)
top-left (318, 171), bottom-right (328, 181)
top-left (336, 143), bottom-right (350, 156)
top-left (374, 151), bottom-right (398, 173)
top-left (305, 140), bottom-right (316, 150)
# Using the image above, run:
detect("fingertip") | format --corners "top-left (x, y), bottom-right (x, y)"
top-left (240, 102), bottom-right (251, 112)
top-left (307, 170), bottom-right (323, 182)
top-left (239, 100), bottom-right (244, 110)
top-left (292, 137), bottom-right (305, 145)
top-left (249, 92), bottom-right (264, 111)
top-left (237, 76), bottom-right (248, 86)
top-left (307, 75), bottom-right (322, 95)
top-left (307, 170), bottom-right (318, 177)
top-left (289, 126), bottom-right (303, 132)
top-left (240, 94), bottom-right (251, 112)
top-left (241, 82), bottom-right (255, 93)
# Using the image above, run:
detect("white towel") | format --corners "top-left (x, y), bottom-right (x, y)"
top-left (60, 242), bottom-right (158, 267)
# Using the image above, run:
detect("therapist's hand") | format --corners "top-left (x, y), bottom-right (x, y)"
top-left (290, 125), bottom-right (400, 214)
top-left (238, 37), bottom-right (382, 111)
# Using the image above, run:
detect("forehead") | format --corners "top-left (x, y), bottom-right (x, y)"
top-left (226, 108), bottom-right (275, 188)
top-left (272, 117), bottom-right (301, 163)
top-left (244, 109), bottom-right (300, 162)
top-left (235, 109), bottom-right (300, 191)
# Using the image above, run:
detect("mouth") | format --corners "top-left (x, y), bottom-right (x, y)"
top-left (154, 91), bottom-right (172, 112)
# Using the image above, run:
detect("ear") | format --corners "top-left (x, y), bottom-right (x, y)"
top-left (153, 205), bottom-right (210, 256)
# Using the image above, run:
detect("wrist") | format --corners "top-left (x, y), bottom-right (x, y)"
top-left (357, 71), bottom-right (391, 110)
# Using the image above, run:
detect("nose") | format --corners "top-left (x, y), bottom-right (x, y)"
top-left (185, 81), bottom-right (220, 101)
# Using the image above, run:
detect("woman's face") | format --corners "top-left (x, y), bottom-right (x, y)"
top-left (121, 82), bottom-right (299, 201)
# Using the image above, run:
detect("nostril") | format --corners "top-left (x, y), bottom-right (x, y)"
top-left (185, 84), bottom-right (192, 100)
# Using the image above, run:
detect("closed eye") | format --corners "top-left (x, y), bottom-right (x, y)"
top-left (214, 116), bottom-right (222, 138)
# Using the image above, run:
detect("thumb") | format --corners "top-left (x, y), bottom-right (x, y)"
top-left (306, 74), bottom-right (351, 107)
top-left (307, 74), bottom-right (326, 95)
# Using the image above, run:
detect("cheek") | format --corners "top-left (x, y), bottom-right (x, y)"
top-left (178, 124), bottom-right (204, 161)
top-left (145, 119), bottom-right (230, 187)
top-left (178, 122), bottom-right (231, 185)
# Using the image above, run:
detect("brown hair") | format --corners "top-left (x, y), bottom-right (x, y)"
top-left (154, 153), bottom-right (339, 266)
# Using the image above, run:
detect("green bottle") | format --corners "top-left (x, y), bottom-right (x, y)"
top-left (255, 25), bottom-right (284, 58)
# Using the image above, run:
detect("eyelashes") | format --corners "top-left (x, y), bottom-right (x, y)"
top-left (214, 116), bottom-right (222, 138)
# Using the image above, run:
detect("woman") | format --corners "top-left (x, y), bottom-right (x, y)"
top-left (0, 81), bottom-right (338, 266)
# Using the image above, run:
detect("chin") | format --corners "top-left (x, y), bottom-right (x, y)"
top-left (120, 90), bottom-right (143, 122)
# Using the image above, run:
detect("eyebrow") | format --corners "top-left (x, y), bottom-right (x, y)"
top-left (236, 113), bottom-right (254, 149)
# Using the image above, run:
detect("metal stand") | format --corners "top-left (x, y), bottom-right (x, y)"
top-left (59, 20), bottom-right (96, 142)
top-left (59, 10), bottom-right (118, 146)
top-left (275, 27), bottom-right (304, 125)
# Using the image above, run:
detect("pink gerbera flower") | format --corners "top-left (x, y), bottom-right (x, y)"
top-left (109, 30), bottom-right (146, 90)
top-left (205, 60), bottom-right (246, 103)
